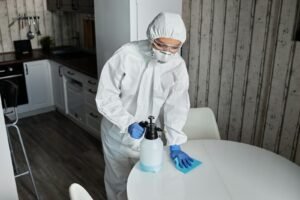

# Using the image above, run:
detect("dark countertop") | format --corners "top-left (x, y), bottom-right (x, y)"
top-left (0, 50), bottom-right (98, 79)
top-left (0, 50), bottom-right (47, 64)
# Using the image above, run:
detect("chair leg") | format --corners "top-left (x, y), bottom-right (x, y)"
top-left (6, 127), bottom-right (19, 174)
top-left (13, 125), bottom-right (40, 200)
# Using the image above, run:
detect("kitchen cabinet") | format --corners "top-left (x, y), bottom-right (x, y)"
top-left (23, 60), bottom-right (53, 111)
top-left (46, 0), bottom-right (58, 11)
top-left (63, 66), bottom-right (100, 139)
top-left (83, 77), bottom-right (97, 108)
top-left (46, 0), bottom-right (71, 12)
top-left (68, 0), bottom-right (94, 13)
top-left (85, 105), bottom-right (101, 135)
top-left (46, 0), bottom-right (93, 13)
top-left (61, 0), bottom-right (72, 12)
top-left (63, 67), bottom-right (85, 121)
top-left (50, 61), bottom-right (66, 113)
top-left (78, 0), bottom-right (94, 13)
top-left (95, 0), bottom-right (182, 74)
top-left (83, 76), bottom-right (100, 136)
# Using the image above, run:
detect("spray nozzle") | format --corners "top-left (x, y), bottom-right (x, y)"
top-left (139, 116), bottom-right (162, 140)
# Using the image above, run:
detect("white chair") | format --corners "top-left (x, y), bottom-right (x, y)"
top-left (183, 107), bottom-right (221, 140)
top-left (69, 183), bottom-right (93, 200)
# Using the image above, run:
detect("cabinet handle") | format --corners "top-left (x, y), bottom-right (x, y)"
top-left (89, 112), bottom-right (99, 119)
top-left (67, 71), bottom-right (75, 76)
top-left (0, 69), bottom-right (5, 73)
top-left (88, 80), bottom-right (96, 85)
top-left (25, 64), bottom-right (28, 75)
top-left (88, 89), bottom-right (96, 94)
top-left (74, 112), bottom-right (82, 121)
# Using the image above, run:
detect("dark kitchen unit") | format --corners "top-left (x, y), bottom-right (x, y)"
top-left (47, 0), bottom-right (94, 13)
top-left (0, 63), bottom-right (28, 106)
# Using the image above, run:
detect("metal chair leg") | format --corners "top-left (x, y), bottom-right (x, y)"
top-left (13, 125), bottom-right (40, 200)
top-left (6, 127), bottom-right (19, 174)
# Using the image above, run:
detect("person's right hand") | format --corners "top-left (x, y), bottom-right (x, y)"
top-left (170, 145), bottom-right (194, 168)
top-left (128, 122), bottom-right (145, 139)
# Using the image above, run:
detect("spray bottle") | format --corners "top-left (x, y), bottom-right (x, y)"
top-left (139, 116), bottom-right (164, 173)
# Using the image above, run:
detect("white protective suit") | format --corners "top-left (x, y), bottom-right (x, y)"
top-left (95, 12), bottom-right (190, 200)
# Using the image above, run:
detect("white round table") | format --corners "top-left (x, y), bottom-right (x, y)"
top-left (127, 140), bottom-right (300, 200)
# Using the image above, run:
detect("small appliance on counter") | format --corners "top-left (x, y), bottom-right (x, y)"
top-left (13, 40), bottom-right (32, 58)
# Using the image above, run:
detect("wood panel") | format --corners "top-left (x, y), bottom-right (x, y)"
top-left (43, 1), bottom-right (53, 39)
top-left (262, 0), bottom-right (298, 151)
top-left (217, 0), bottom-right (240, 139)
top-left (278, 43), bottom-right (300, 159)
top-left (227, 0), bottom-right (254, 141)
top-left (196, 0), bottom-right (213, 107)
top-left (182, 0), bottom-right (300, 164)
top-left (187, 0), bottom-right (202, 107)
top-left (6, 0), bottom-right (19, 48)
top-left (207, 0), bottom-right (226, 116)
top-left (181, 0), bottom-right (191, 67)
top-left (16, 0), bottom-right (27, 40)
top-left (0, 0), bottom-right (83, 53)
top-left (253, 0), bottom-right (282, 146)
top-left (62, 13), bottom-right (70, 46)
top-left (34, 0), bottom-right (46, 47)
top-left (240, 0), bottom-right (271, 144)
top-left (25, 0), bottom-right (38, 49)
top-left (0, 0), bottom-right (12, 52)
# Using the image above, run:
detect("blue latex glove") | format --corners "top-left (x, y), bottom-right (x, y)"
top-left (128, 122), bottom-right (145, 139)
top-left (170, 145), bottom-right (194, 168)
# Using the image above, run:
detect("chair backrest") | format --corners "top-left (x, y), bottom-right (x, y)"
top-left (0, 80), bottom-right (18, 109)
top-left (183, 107), bottom-right (221, 140)
top-left (69, 183), bottom-right (93, 200)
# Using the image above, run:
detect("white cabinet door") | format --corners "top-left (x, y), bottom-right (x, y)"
top-left (83, 76), bottom-right (100, 138)
top-left (24, 60), bottom-right (53, 111)
top-left (50, 61), bottom-right (66, 112)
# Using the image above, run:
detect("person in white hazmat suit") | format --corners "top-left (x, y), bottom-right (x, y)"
top-left (95, 12), bottom-right (194, 200)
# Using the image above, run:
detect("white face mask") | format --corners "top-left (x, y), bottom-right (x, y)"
top-left (152, 48), bottom-right (175, 63)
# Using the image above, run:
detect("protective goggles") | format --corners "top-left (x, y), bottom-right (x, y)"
top-left (152, 39), bottom-right (181, 54)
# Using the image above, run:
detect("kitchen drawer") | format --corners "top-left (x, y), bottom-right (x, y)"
top-left (63, 67), bottom-right (84, 82)
top-left (66, 78), bottom-right (85, 123)
top-left (85, 106), bottom-right (101, 133)
top-left (84, 87), bottom-right (97, 108)
top-left (84, 77), bottom-right (98, 90)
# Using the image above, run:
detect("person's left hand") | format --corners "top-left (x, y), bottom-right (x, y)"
top-left (170, 145), bottom-right (194, 168)
top-left (128, 122), bottom-right (145, 139)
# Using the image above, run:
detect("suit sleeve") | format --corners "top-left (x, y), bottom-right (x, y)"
top-left (95, 51), bottom-right (136, 133)
top-left (163, 63), bottom-right (190, 146)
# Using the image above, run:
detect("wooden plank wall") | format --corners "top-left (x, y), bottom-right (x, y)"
top-left (183, 0), bottom-right (300, 165)
top-left (0, 0), bottom-right (91, 53)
